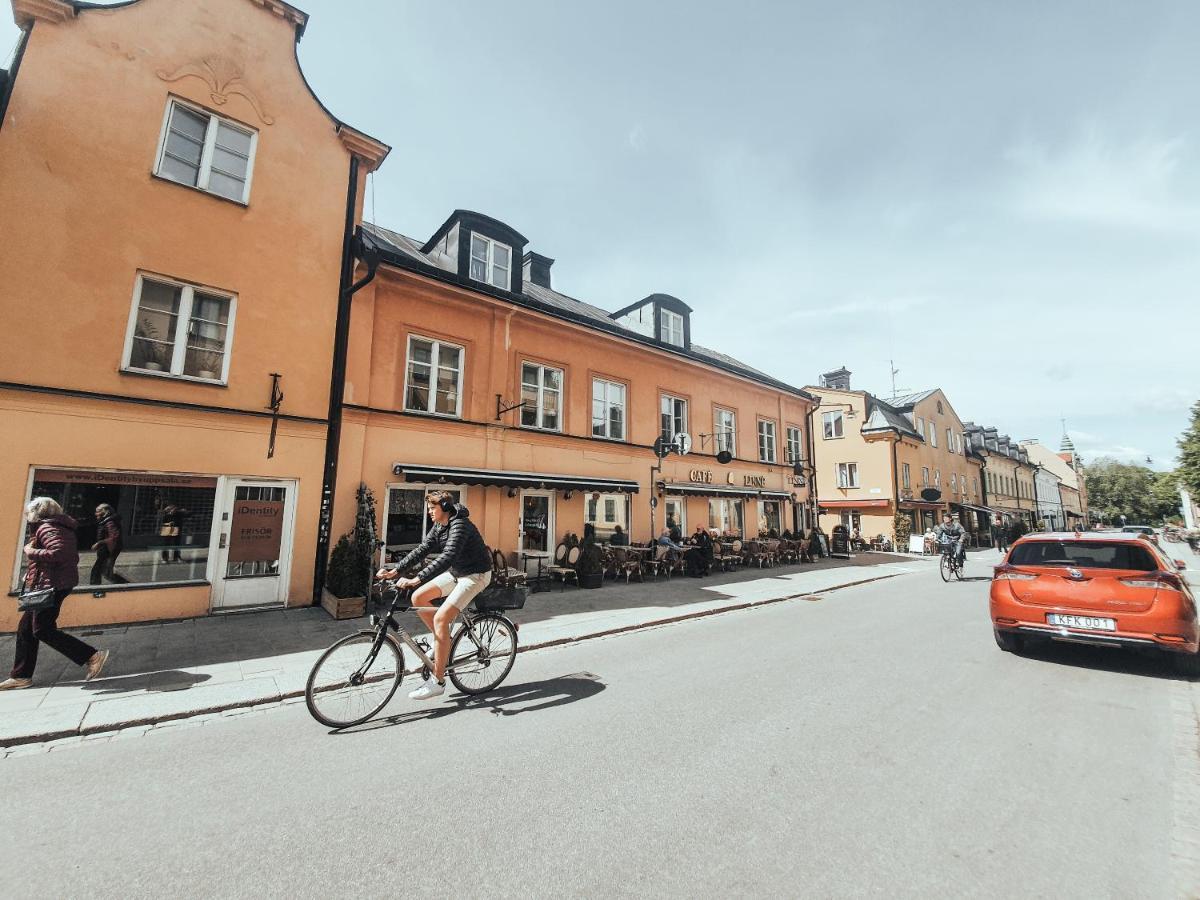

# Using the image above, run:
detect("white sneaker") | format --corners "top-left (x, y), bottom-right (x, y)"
top-left (408, 678), bottom-right (445, 701)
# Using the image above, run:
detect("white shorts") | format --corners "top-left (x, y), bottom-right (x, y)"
top-left (429, 570), bottom-right (492, 611)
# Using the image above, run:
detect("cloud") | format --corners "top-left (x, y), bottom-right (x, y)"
top-left (1004, 129), bottom-right (1200, 233)
top-left (625, 125), bottom-right (646, 152)
top-left (786, 295), bottom-right (931, 321)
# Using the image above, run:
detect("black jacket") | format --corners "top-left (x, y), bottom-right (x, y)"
top-left (395, 504), bottom-right (492, 583)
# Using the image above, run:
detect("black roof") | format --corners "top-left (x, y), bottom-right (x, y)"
top-left (361, 222), bottom-right (814, 401)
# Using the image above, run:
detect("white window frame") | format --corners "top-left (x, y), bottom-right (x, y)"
top-left (661, 394), bottom-right (688, 444)
top-left (757, 419), bottom-right (777, 464)
top-left (715, 408), bottom-right (737, 457)
top-left (946, 427), bottom-right (954, 451)
top-left (934, 469), bottom-right (941, 488)
top-left (121, 272), bottom-right (237, 384)
top-left (521, 362), bottom-right (564, 432)
top-left (916, 417), bottom-right (925, 439)
top-left (902, 463), bottom-right (911, 490)
top-left (403, 335), bottom-right (464, 418)
top-left (930, 426), bottom-right (938, 448)
top-left (153, 98), bottom-right (258, 205)
top-left (660, 308), bottom-right (684, 347)
top-left (468, 233), bottom-right (512, 290)
top-left (382, 483), bottom-right (468, 559)
top-left (922, 467), bottom-right (930, 487)
top-left (837, 462), bottom-right (859, 488)
top-left (951, 473), bottom-right (958, 493)
top-left (591, 378), bottom-right (627, 441)
top-left (822, 410), bottom-right (844, 439)
top-left (785, 425), bottom-right (803, 465)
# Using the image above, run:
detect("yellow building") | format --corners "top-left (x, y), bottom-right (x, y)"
top-left (808, 369), bottom-right (988, 546)
top-left (964, 425), bottom-right (1039, 531)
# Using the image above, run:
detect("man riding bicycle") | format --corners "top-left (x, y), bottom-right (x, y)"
top-left (376, 492), bottom-right (492, 700)
top-left (934, 513), bottom-right (967, 565)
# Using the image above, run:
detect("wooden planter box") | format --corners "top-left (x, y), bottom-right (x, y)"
top-left (321, 588), bottom-right (366, 620)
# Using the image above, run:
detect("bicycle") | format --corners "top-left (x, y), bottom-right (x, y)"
top-left (938, 539), bottom-right (964, 582)
top-left (305, 581), bottom-right (522, 729)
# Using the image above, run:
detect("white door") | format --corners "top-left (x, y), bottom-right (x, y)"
top-left (518, 490), bottom-right (555, 571)
top-left (211, 479), bottom-right (296, 610)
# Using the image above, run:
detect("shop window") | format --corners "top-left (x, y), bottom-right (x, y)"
top-left (19, 469), bottom-right (218, 590)
top-left (757, 420), bottom-right (777, 463)
top-left (758, 501), bottom-right (781, 537)
top-left (785, 426), bottom-right (803, 465)
top-left (123, 274), bottom-right (235, 382)
top-left (586, 492), bottom-right (630, 542)
top-left (661, 395), bottom-right (688, 444)
top-left (404, 336), bottom-right (463, 417)
top-left (592, 378), bottom-right (626, 441)
top-left (155, 99), bottom-right (256, 203)
top-left (837, 462), bottom-right (859, 488)
top-left (715, 408), bottom-right (736, 456)
top-left (822, 411), bottom-right (844, 439)
top-left (384, 485), bottom-right (462, 557)
top-left (664, 498), bottom-right (686, 537)
top-left (521, 362), bottom-right (562, 431)
top-left (659, 309), bottom-right (684, 347)
top-left (707, 498), bottom-right (744, 537)
top-left (468, 233), bottom-right (511, 289)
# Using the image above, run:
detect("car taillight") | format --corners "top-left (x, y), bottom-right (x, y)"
top-left (1119, 571), bottom-right (1185, 591)
top-left (994, 565), bottom-right (1036, 581)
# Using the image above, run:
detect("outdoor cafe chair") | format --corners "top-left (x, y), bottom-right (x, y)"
top-left (611, 547), bottom-right (644, 583)
top-left (491, 548), bottom-right (527, 589)
top-left (546, 544), bottom-right (580, 589)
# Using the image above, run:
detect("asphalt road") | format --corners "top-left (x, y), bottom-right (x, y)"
top-left (2, 562), bottom-right (1197, 899)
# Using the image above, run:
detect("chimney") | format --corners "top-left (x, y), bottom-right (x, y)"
top-left (522, 252), bottom-right (554, 289)
top-left (820, 367), bottom-right (851, 390)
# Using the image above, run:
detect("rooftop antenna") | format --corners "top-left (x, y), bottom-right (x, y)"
top-left (887, 359), bottom-right (910, 401)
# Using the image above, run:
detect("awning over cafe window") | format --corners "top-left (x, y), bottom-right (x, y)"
top-left (899, 499), bottom-right (944, 510)
top-left (819, 499), bottom-right (891, 509)
top-left (951, 502), bottom-right (993, 515)
top-left (392, 463), bottom-right (639, 493)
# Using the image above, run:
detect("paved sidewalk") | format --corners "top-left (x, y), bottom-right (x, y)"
top-left (0, 550), bottom-right (955, 746)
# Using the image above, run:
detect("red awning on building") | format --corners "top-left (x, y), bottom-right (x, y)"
top-left (819, 499), bottom-right (891, 509)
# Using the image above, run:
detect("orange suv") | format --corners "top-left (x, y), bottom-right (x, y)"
top-left (990, 532), bottom-right (1199, 675)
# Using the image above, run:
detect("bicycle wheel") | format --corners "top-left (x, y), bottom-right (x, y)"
top-left (448, 614), bottom-right (517, 696)
top-left (939, 554), bottom-right (953, 582)
top-left (305, 631), bottom-right (404, 728)
top-left (953, 556), bottom-right (965, 581)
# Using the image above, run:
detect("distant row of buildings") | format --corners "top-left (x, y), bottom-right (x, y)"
top-left (0, 0), bottom-right (1086, 633)
top-left (808, 368), bottom-right (1088, 543)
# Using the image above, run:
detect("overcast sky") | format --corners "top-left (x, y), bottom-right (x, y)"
top-left (5, 1), bottom-right (1197, 468)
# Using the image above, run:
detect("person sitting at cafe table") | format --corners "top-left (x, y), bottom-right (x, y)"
top-left (687, 524), bottom-right (714, 576)
top-left (609, 524), bottom-right (629, 546)
top-left (657, 529), bottom-right (686, 552)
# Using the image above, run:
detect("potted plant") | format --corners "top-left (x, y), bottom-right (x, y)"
top-left (893, 511), bottom-right (912, 552)
top-left (194, 350), bottom-right (223, 380)
top-left (576, 525), bottom-right (604, 589)
top-left (322, 484), bottom-right (378, 619)
top-left (133, 317), bottom-right (172, 371)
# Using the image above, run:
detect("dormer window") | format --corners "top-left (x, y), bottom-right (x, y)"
top-left (660, 309), bottom-right (684, 347)
top-left (469, 234), bottom-right (511, 290)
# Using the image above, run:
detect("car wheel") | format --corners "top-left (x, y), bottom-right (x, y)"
top-left (1172, 649), bottom-right (1200, 677)
top-left (994, 628), bottom-right (1024, 653)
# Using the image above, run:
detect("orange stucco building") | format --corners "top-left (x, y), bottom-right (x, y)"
top-left (0, 0), bottom-right (386, 630)
top-left (328, 214), bottom-right (816, 568)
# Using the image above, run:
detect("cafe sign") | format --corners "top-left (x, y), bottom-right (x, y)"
top-left (688, 469), bottom-right (768, 489)
top-left (228, 499), bottom-right (285, 563)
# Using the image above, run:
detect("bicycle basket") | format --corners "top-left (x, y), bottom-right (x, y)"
top-left (475, 585), bottom-right (526, 611)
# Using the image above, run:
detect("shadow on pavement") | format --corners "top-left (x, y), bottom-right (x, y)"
top-left (1015, 641), bottom-right (1197, 683)
top-left (331, 671), bottom-right (607, 735)
top-left (80, 670), bottom-right (213, 695)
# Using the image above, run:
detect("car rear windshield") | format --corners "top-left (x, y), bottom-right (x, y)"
top-left (1010, 541), bottom-right (1158, 571)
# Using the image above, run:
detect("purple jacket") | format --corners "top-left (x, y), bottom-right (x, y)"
top-left (25, 515), bottom-right (80, 591)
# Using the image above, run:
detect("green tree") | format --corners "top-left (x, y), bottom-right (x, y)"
top-left (1085, 458), bottom-right (1179, 525)
top-left (1177, 401), bottom-right (1200, 500)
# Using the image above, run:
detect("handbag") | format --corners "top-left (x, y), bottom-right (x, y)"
top-left (159, 525), bottom-right (180, 537)
top-left (18, 586), bottom-right (57, 612)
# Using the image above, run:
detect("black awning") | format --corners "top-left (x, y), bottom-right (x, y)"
top-left (391, 463), bottom-right (639, 493)
top-left (951, 502), bottom-right (994, 515)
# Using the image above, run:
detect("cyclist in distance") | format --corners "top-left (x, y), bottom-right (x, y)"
top-left (934, 512), bottom-right (968, 565)
top-left (376, 491), bottom-right (493, 700)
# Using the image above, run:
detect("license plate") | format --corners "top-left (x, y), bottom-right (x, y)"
top-left (1047, 613), bottom-right (1116, 631)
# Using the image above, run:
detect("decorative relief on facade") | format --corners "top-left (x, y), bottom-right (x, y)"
top-left (12, 0), bottom-right (73, 28)
top-left (156, 56), bottom-right (275, 125)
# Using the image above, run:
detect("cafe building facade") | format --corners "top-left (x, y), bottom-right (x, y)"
top-left (328, 213), bottom-right (816, 567)
top-left (0, 0), bottom-right (387, 630)
top-left (965, 424), bottom-right (1039, 531)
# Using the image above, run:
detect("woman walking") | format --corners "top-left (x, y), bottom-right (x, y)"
top-left (0, 498), bottom-right (108, 690)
